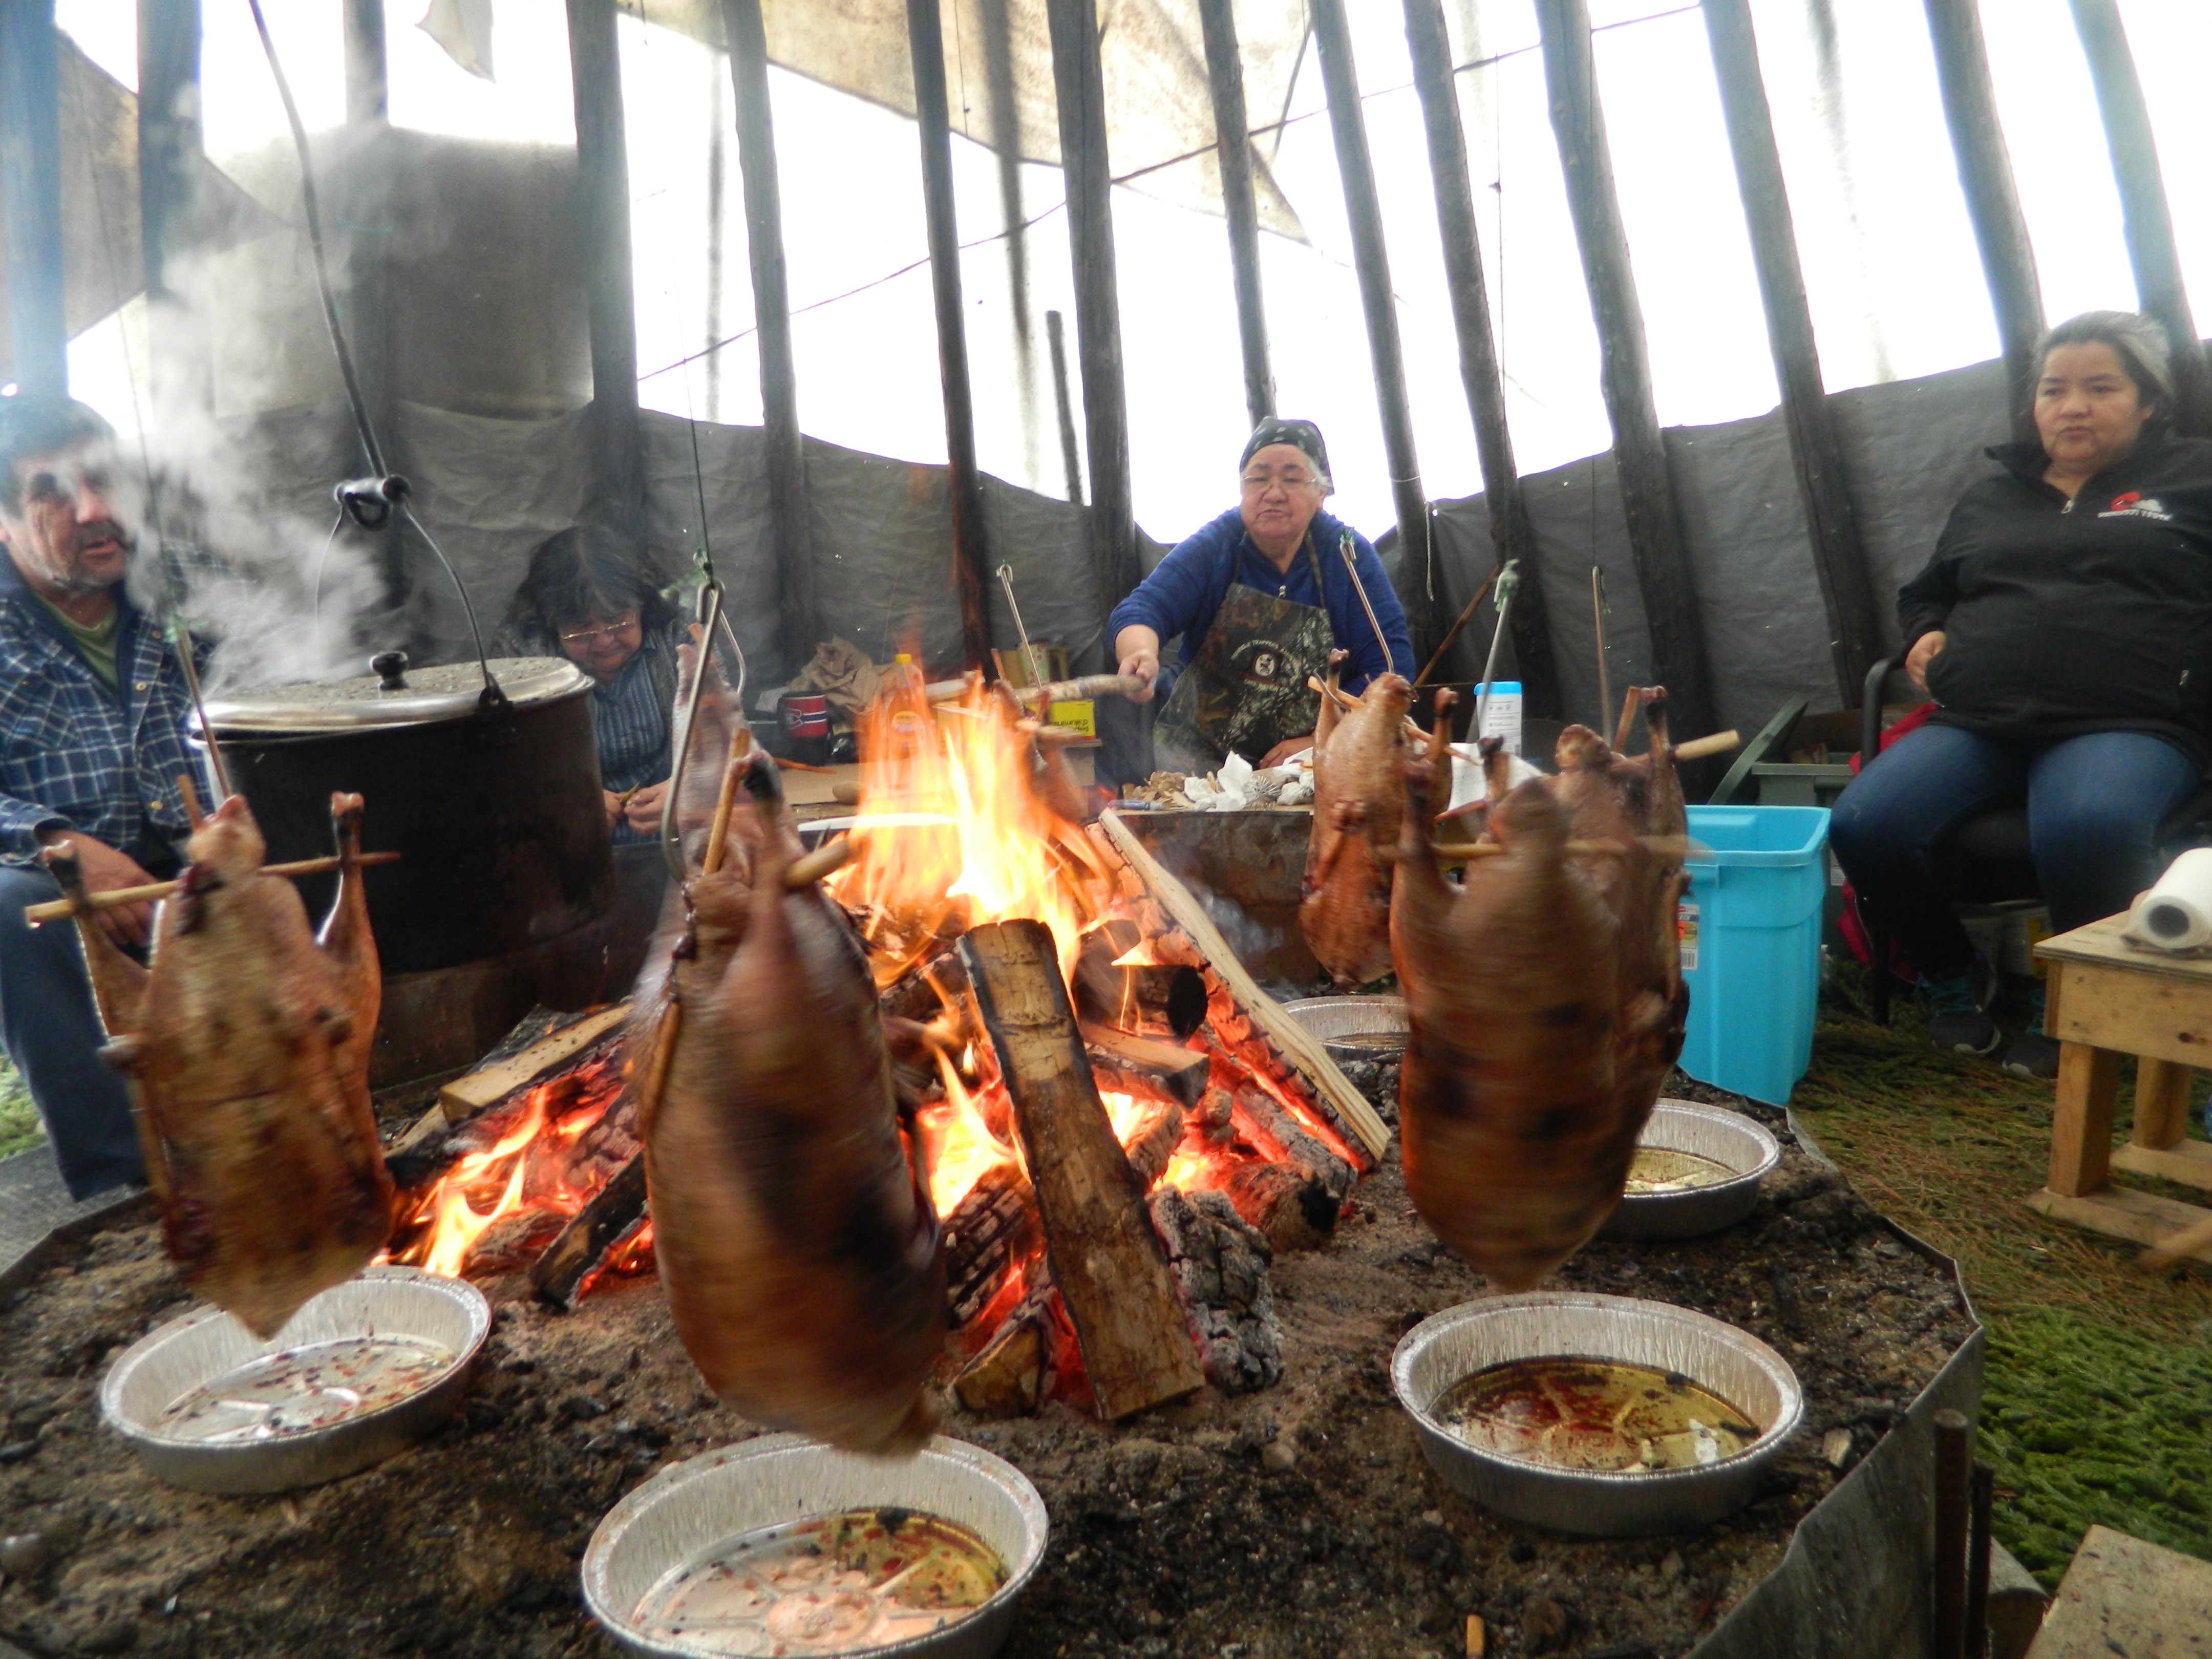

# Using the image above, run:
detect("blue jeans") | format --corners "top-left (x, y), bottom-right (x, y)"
top-left (1830, 725), bottom-right (2200, 979)
top-left (0, 864), bottom-right (145, 1199)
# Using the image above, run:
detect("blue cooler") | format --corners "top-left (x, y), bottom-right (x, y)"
top-left (1676, 805), bottom-right (1831, 1105)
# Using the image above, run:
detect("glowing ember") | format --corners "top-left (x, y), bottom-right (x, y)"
top-left (389, 1050), bottom-right (639, 1283)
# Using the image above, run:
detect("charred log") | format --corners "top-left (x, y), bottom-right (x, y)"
top-left (1150, 1186), bottom-right (1283, 1394)
top-left (943, 1162), bottom-right (1043, 1329)
top-left (1074, 920), bottom-right (1206, 1039)
top-left (1120, 1099), bottom-right (1186, 1187)
top-left (531, 1152), bottom-right (648, 1309)
top-left (879, 943), bottom-right (970, 1024)
top-left (1215, 1159), bottom-right (1339, 1253)
top-left (1082, 1023), bottom-right (1208, 1109)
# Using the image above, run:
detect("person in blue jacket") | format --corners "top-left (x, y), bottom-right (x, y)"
top-left (1109, 418), bottom-right (1414, 775)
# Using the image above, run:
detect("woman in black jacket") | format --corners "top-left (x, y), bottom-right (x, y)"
top-left (1831, 311), bottom-right (2212, 1076)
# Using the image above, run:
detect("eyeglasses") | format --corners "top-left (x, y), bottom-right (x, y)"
top-left (561, 614), bottom-right (641, 647)
top-left (1240, 470), bottom-right (1320, 492)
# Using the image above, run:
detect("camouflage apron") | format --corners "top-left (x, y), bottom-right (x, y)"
top-left (1153, 538), bottom-right (1334, 775)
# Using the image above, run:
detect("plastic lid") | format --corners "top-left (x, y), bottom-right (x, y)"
top-left (201, 657), bottom-right (589, 732)
top-left (1475, 681), bottom-right (1522, 694)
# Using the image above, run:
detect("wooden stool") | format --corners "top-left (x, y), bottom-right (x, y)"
top-left (2028, 913), bottom-right (2212, 1264)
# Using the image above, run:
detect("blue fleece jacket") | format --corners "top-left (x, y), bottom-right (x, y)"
top-left (1107, 507), bottom-right (1414, 694)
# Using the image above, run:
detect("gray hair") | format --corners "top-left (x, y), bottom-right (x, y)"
top-left (2037, 310), bottom-right (2174, 413)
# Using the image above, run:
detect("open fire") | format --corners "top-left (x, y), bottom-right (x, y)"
top-left (385, 667), bottom-right (1373, 1413)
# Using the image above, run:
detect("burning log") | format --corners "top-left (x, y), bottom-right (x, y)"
top-left (1095, 812), bottom-right (1390, 1159)
top-left (438, 1004), bottom-right (629, 1125)
top-left (1119, 1098), bottom-right (1186, 1187)
top-left (530, 1152), bottom-right (648, 1309)
top-left (954, 1314), bottom-right (1047, 1417)
top-left (1073, 919), bottom-right (1206, 1039)
top-left (1216, 1161), bottom-right (1339, 1253)
top-left (943, 1162), bottom-right (1044, 1329)
top-left (959, 918), bottom-right (1204, 1419)
top-left (879, 942), bottom-right (970, 1024)
top-left (1149, 1186), bottom-right (1283, 1395)
top-left (1230, 1078), bottom-right (1357, 1206)
top-left (1082, 1023), bottom-right (1208, 1109)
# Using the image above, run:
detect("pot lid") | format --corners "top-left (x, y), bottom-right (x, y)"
top-left (200, 657), bottom-right (590, 732)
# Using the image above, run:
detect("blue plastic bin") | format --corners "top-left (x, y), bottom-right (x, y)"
top-left (1675, 805), bottom-right (1831, 1105)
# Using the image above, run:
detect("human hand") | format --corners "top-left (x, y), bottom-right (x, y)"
top-left (622, 782), bottom-right (670, 834)
top-left (1905, 630), bottom-right (1947, 698)
top-left (1261, 734), bottom-right (1314, 770)
top-left (1115, 627), bottom-right (1161, 704)
top-left (44, 830), bottom-right (159, 950)
top-left (603, 789), bottom-right (627, 830)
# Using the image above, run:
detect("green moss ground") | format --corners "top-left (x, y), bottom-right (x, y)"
top-left (1793, 981), bottom-right (2212, 1584)
top-left (0, 1053), bottom-right (40, 1161)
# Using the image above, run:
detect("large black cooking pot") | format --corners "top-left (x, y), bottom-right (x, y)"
top-left (202, 656), bottom-right (615, 975)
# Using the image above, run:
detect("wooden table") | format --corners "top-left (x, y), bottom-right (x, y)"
top-left (2028, 912), bottom-right (2212, 1264)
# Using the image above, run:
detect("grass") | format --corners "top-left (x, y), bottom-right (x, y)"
top-left (0, 1052), bottom-right (41, 1161)
top-left (1794, 975), bottom-right (2212, 1584)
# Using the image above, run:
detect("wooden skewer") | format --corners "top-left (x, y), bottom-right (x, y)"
top-left (1430, 835), bottom-right (1700, 861)
top-left (783, 838), bottom-right (853, 888)
top-left (1671, 729), bottom-right (1741, 762)
top-left (176, 773), bottom-right (206, 831)
top-left (26, 851), bottom-right (401, 925)
top-left (2137, 1209), bottom-right (2212, 1272)
top-left (924, 672), bottom-right (1144, 706)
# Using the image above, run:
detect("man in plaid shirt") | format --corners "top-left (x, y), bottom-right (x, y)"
top-left (0, 396), bottom-right (207, 1199)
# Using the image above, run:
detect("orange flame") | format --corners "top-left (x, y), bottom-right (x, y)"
top-left (413, 1087), bottom-right (550, 1279)
top-left (920, 1052), bottom-right (1018, 1215)
top-left (826, 671), bottom-right (1107, 980)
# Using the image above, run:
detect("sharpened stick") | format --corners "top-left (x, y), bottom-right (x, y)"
top-left (1430, 835), bottom-right (1700, 861)
top-left (1592, 566), bottom-right (1612, 736)
top-left (783, 838), bottom-right (853, 889)
top-left (701, 725), bottom-right (752, 879)
top-left (2138, 1209), bottom-right (2212, 1271)
top-left (1613, 686), bottom-right (1642, 754)
top-left (925, 672), bottom-right (1144, 706)
top-left (24, 852), bottom-right (401, 925)
top-left (176, 773), bottom-right (205, 831)
top-left (1414, 565), bottom-right (1501, 689)
top-left (1670, 729), bottom-right (1741, 762)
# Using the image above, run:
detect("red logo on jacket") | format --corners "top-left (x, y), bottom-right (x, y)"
top-left (2110, 491), bottom-right (2142, 511)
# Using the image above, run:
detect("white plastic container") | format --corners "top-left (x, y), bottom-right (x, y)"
top-left (1474, 681), bottom-right (1522, 755)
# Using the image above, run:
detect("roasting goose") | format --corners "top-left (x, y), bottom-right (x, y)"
top-left (1300, 654), bottom-right (1412, 986)
top-left (52, 793), bottom-right (391, 1338)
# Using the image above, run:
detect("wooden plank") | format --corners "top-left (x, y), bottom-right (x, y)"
top-left (2067, 0), bottom-right (2209, 439)
top-left (438, 1003), bottom-right (630, 1124)
top-left (1532, 0), bottom-right (1716, 739)
top-left (2035, 911), bottom-right (2212, 981)
top-left (1046, 0), bottom-right (1140, 610)
top-left (1098, 811), bottom-right (1390, 1157)
top-left (565, 0), bottom-right (645, 533)
top-left (1080, 1023), bottom-right (1208, 1109)
top-left (2048, 1040), bottom-right (2120, 1197)
top-left (2027, 1184), bottom-right (2212, 1264)
top-left (2110, 1139), bottom-right (2212, 1194)
top-left (1197, 0), bottom-right (1272, 428)
top-left (959, 919), bottom-right (1204, 1419)
top-left (1401, 0), bottom-right (1558, 716)
top-left (1310, 0), bottom-right (1437, 658)
top-left (721, 0), bottom-right (820, 673)
top-left (907, 0), bottom-right (992, 671)
top-left (1698, 0), bottom-right (1884, 704)
top-left (2131, 1057), bottom-right (2194, 1150)
top-left (2046, 962), bottom-right (2212, 1071)
top-left (1921, 0), bottom-right (2044, 440)
top-left (2026, 1525), bottom-right (2212, 1658)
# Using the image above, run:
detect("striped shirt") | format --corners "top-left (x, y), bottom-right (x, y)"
top-left (0, 550), bottom-right (206, 867)
top-left (592, 625), bottom-right (679, 845)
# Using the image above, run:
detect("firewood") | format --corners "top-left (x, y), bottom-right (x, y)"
top-left (1120, 1099), bottom-right (1186, 1187)
top-left (438, 1003), bottom-right (630, 1125)
top-left (1217, 1160), bottom-right (1339, 1253)
top-left (952, 1315), bottom-right (1046, 1417)
top-left (1073, 921), bottom-right (1206, 1039)
top-left (1081, 1023), bottom-right (1208, 1109)
top-left (943, 1162), bottom-right (1044, 1329)
top-left (530, 1151), bottom-right (649, 1308)
top-left (1230, 1081), bottom-right (1356, 1205)
top-left (1149, 1186), bottom-right (1283, 1394)
top-left (880, 944), bottom-right (970, 1024)
top-left (959, 919), bottom-right (1204, 1419)
top-left (1095, 812), bottom-right (1390, 1158)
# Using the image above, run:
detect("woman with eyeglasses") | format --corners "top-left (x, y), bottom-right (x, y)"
top-left (503, 525), bottom-right (685, 843)
top-left (1109, 417), bottom-right (1414, 775)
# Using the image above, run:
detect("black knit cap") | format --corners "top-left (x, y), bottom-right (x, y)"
top-left (1239, 416), bottom-right (1331, 483)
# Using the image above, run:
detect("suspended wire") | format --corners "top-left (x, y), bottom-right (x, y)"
top-left (635, 5), bottom-right (1699, 388)
top-left (242, 0), bottom-right (386, 478)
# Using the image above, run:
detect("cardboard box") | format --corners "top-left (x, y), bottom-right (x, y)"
top-left (1046, 700), bottom-right (1095, 738)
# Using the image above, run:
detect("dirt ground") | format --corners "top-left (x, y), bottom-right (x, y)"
top-left (0, 1066), bottom-right (1974, 1659)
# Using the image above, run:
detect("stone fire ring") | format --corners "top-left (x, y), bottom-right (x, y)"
top-left (583, 1433), bottom-right (1050, 1659)
top-left (99, 1265), bottom-right (491, 1495)
top-left (1393, 1292), bottom-right (1805, 1538)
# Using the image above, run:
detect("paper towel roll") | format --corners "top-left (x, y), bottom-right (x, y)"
top-left (2130, 846), bottom-right (2212, 950)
